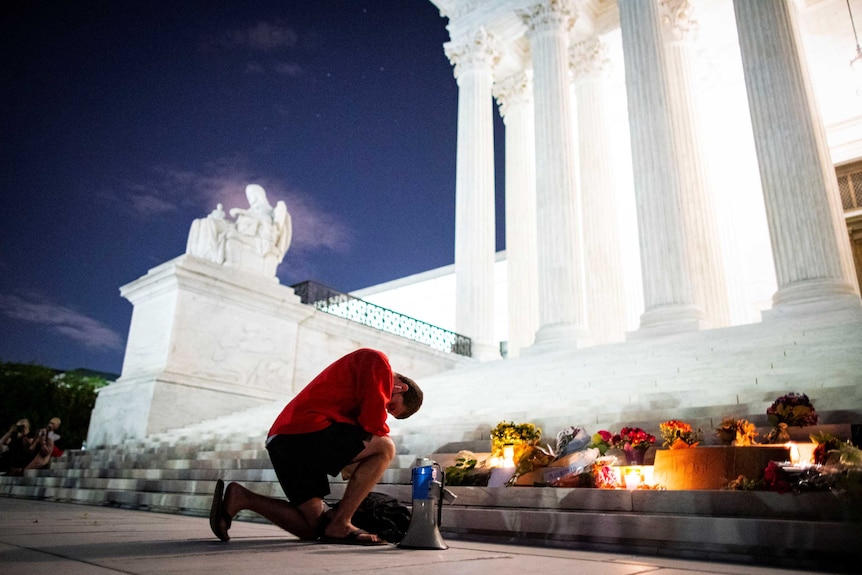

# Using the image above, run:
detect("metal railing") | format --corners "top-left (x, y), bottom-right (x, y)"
top-left (292, 281), bottom-right (472, 357)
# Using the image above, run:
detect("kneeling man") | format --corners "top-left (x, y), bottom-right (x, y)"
top-left (210, 348), bottom-right (423, 545)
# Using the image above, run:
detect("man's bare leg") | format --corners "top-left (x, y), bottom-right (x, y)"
top-left (220, 482), bottom-right (326, 540)
top-left (323, 434), bottom-right (395, 542)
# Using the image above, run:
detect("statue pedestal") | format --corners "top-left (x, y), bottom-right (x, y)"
top-left (86, 255), bottom-right (313, 447)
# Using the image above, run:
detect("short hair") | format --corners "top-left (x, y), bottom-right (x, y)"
top-left (394, 373), bottom-right (423, 419)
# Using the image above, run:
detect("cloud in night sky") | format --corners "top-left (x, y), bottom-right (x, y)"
top-left (0, 294), bottom-right (125, 352)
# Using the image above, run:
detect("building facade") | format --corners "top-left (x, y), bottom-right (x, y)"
top-left (420, 0), bottom-right (861, 358)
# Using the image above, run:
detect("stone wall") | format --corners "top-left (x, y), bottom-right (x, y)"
top-left (86, 255), bottom-right (470, 447)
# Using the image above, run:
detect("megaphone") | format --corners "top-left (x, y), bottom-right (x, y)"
top-left (398, 457), bottom-right (455, 550)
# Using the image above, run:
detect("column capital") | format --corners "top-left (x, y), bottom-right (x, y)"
top-left (569, 36), bottom-right (611, 81)
top-left (493, 71), bottom-right (533, 118)
top-left (444, 28), bottom-right (501, 79)
top-left (434, 0), bottom-right (483, 20)
top-left (659, 0), bottom-right (698, 44)
top-left (518, 0), bottom-right (577, 36)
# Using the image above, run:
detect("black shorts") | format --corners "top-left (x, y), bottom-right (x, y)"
top-left (266, 422), bottom-right (371, 506)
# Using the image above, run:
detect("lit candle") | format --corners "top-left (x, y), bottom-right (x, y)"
top-left (502, 445), bottom-right (515, 469)
top-left (787, 442), bottom-right (800, 464)
top-left (625, 468), bottom-right (642, 490)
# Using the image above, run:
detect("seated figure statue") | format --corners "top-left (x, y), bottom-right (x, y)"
top-left (186, 184), bottom-right (292, 277)
top-left (186, 203), bottom-right (231, 264)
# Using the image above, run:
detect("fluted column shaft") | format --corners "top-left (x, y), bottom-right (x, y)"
top-left (619, 0), bottom-right (708, 333)
top-left (570, 37), bottom-right (627, 344)
top-left (662, 0), bottom-right (730, 327)
top-left (445, 31), bottom-right (501, 360)
top-left (733, 0), bottom-right (861, 313)
top-left (495, 73), bottom-right (539, 357)
top-left (520, 0), bottom-right (591, 348)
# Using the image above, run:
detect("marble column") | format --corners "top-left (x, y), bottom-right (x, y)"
top-left (570, 36), bottom-right (627, 344)
top-left (494, 72), bottom-right (539, 358)
top-left (519, 0), bottom-right (592, 348)
top-left (732, 0), bottom-right (862, 317)
top-left (661, 0), bottom-right (730, 328)
top-left (618, 0), bottom-right (709, 334)
top-left (445, 29), bottom-right (501, 360)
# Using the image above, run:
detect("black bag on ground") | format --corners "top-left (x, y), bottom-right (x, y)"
top-left (330, 492), bottom-right (412, 543)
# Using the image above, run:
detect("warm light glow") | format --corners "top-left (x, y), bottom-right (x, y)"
top-left (487, 456), bottom-right (501, 468)
top-left (787, 442), bottom-right (800, 464)
top-left (625, 471), bottom-right (642, 490)
top-left (787, 442), bottom-right (816, 465)
top-left (502, 445), bottom-right (515, 469)
top-left (616, 465), bottom-right (655, 489)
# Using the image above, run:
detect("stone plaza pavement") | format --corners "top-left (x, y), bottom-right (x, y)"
top-left (0, 497), bottom-right (843, 575)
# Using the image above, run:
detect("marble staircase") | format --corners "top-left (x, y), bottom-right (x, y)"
top-left (2, 415), bottom-right (861, 571)
top-left (389, 315), bottom-right (862, 456)
top-left (2, 315), bottom-right (861, 569)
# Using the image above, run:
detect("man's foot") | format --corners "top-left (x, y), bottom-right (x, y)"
top-left (209, 479), bottom-right (232, 541)
top-left (319, 528), bottom-right (389, 546)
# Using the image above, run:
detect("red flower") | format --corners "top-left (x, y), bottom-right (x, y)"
top-left (616, 427), bottom-right (656, 450)
top-left (763, 461), bottom-right (791, 493)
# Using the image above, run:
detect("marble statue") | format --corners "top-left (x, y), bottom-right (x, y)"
top-left (186, 203), bottom-right (231, 263)
top-left (186, 184), bottom-right (292, 277)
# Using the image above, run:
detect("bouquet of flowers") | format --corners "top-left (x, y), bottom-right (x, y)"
top-left (613, 427), bottom-right (656, 451)
top-left (555, 426), bottom-right (590, 456)
top-left (591, 462), bottom-right (620, 489)
top-left (588, 430), bottom-right (613, 455)
top-left (491, 421), bottom-right (541, 451)
top-left (659, 419), bottom-right (702, 449)
top-left (716, 417), bottom-right (758, 446)
top-left (767, 392), bottom-right (819, 428)
top-left (512, 444), bottom-right (556, 480)
top-left (490, 421), bottom-right (542, 466)
top-left (444, 451), bottom-right (490, 486)
top-left (811, 432), bottom-right (843, 466)
top-left (763, 461), bottom-right (792, 493)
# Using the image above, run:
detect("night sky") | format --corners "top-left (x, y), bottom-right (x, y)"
top-left (0, 1), bottom-right (507, 376)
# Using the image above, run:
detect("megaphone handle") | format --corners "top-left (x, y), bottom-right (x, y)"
top-left (437, 466), bottom-right (445, 527)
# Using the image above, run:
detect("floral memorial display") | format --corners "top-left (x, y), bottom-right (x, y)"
top-left (444, 451), bottom-right (489, 486)
top-left (811, 431), bottom-right (843, 465)
top-left (767, 392), bottom-right (819, 427)
top-left (490, 421), bottom-right (541, 459)
top-left (725, 436), bottom-right (862, 495)
top-left (587, 430), bottom-right (613, 455)
top-left (555, 426), bottom-right (590, 457)
top-left (445, 421), bottom-right (547, 486)
top-left (612, 427), bottom-right (656, 465)
top-left (765, 392), bottom-right (818, 444)
top-left (441, 395), bottom-right (861, 495)
top-left (659, 419), bottom-right (702, 449)
top-left (716, 417), bottom-right (758, 446)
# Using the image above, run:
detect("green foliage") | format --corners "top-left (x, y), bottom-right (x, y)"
top-left (837, 442), bottom-right (862, 467)
top-left (724, 475), bottom-right (761, 491)
top-left (445, 456), bottom-right (479, 486)
top-left (0, 362), bottom-right (109, 449)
